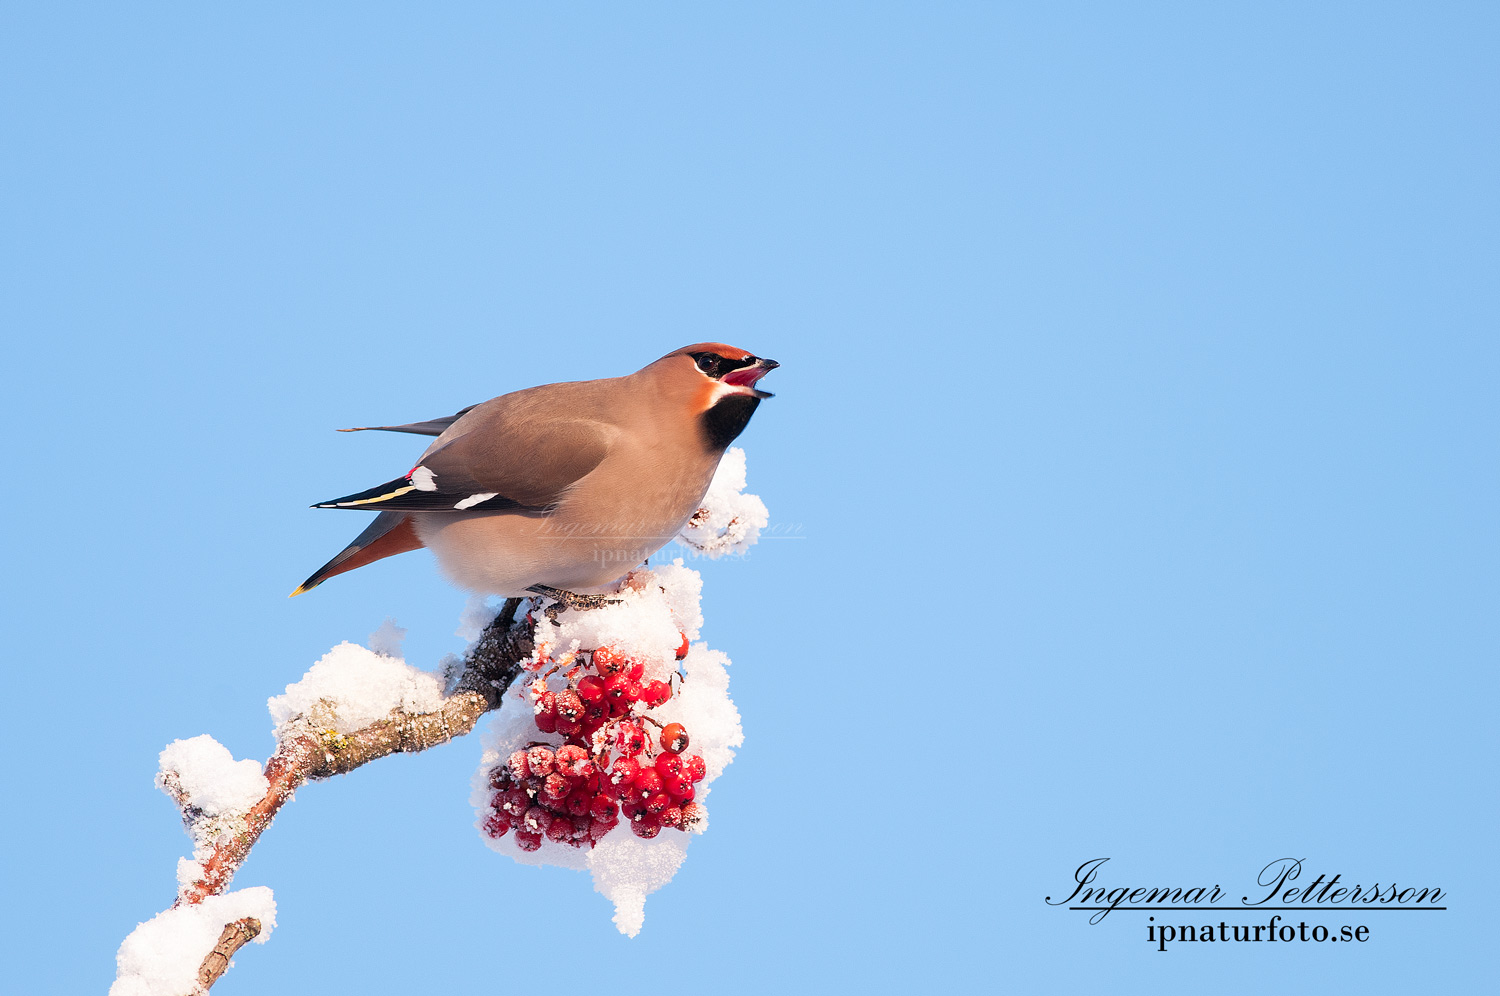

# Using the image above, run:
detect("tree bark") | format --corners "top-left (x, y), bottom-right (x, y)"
top-left (194, 918), bottom-right (261, 992)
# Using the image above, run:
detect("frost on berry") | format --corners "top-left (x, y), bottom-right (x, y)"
top-left (542, 772), bottom-right (570, 801)
top-left (555, 690), bottom-right (584, 724)
top-left (471, 533), bottom-right (749, 937)
top-left (521, 806), bottom-right (551, 835)
top-left (593, 645), bottom-right (625, 677)
top-left (609, 756), bottom-right (641, 789)
top-left (615, 721), bottom-right (647, 758)
top-left (526, 746), bottom-right (556, 777)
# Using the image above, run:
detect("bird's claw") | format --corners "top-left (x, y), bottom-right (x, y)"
top-left (527, 585), bottom-right (622, 624)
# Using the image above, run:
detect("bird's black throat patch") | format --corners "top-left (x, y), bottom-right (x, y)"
top-left (702, 394), bottom-right (760, 450)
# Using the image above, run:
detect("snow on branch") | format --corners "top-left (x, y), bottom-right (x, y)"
top-left (112, 602), bottom-right (535, 995)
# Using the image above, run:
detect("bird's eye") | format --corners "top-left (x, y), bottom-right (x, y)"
top-left (694, 353), bottom-right (723, 377)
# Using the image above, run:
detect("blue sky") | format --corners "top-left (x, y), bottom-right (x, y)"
top-left (2, 4), bottom-right (1495, 993)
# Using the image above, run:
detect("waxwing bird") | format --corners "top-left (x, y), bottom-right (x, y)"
top-left (293, 344), bottom-right (778, 604)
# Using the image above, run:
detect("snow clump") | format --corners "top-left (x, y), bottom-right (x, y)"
top-left (267, 637), bottom-right (445, 739)
top-left (676, 446), bottom-right (768, 558)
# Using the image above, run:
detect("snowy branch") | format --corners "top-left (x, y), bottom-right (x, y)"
top-left (115, 600), bottom-right (534, 996)
top-left (182, 598), bottom-right (532, 908)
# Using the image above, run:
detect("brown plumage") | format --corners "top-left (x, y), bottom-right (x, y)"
top-left (294, 343), bottom-right (777, 597)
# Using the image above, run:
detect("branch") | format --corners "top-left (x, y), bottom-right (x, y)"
top-left (167, 598), bottom-right (534, 992)
top-left (195, 918), bottom-right (261, 991)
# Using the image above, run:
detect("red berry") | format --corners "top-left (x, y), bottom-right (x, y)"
top-left (675, 633), bottom-right (690, 660)
top-left (521, 806), bottom-right (551, 835)
top-left (684, 754), bottom-right (706, 782)
top-left (545, 817), bottom-right (572, 843)
top-left (660, 723), bottom-right (689, 754)
top-left (610, 756), bottom-right (641, 789)
top-left (589, 817), bottom-right (617, 841)
top-left (526, 746), bottom-right (556, 777)
top-left (593, 646), bottom-right (625, 676)
top-left (554, 716), bottom-right (581, 737)
top-left (506, 750), bottom-right (530, 781)
top-left (514, 830), bottom-right (542, 852)
top-left (665, 777), bottom-right (694, 803)
top-left (655, 753), bottom-right (684, 779)
top-left (644, 792), bottom-right (671, 815)
top-left (555, 689), bottom-right (584, 723)
top-left (659, 806), bottom-right (685, 830)
top-left (615, 722), bottom-right (647, 757)
top-left (630, 818), bottom-right (661, 839)
top-left (542, 773), bottom-right (570, 800)
top-left (591, 793), bottom-right (619, 820)
top-left (501, 789), bottom-right (531, 817)
top-left (482, 813), bottom-right (511, 838)
top-left (555, 744), bottom-right (588, 768)
top-left (626, 660), bottom-right (645, 682)
top-left (680, 802), bottom-right (704, 829)
top-left (620, 798), bottom-right (646, 820)
top-left (632, 768), bottom-right (664, 799)
top-left (568, 758), bottom-right (600, 790)
top-left (565, 789), bottom-right (592, 817)
top-left (642, 680), bottom-right (672, 708)
top-left (535, 691), bottom-right (559, 733)
top-left (577, 675), bottom-right (606, 704)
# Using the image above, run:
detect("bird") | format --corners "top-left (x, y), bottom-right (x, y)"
top-left (292, 343), bottom-right (778, 607)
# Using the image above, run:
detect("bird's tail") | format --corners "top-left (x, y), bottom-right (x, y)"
top-left (291, 510), bottom-right (424, 596)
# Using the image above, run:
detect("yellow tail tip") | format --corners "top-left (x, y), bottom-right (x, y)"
top-left (289, 583), bottom-right (313, 597)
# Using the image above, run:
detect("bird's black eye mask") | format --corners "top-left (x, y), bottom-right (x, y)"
top-left (691, 352), bottom-right (758, 379)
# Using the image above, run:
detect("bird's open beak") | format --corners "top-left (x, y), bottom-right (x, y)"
top-left (724, 357), bottom-right (779, 398)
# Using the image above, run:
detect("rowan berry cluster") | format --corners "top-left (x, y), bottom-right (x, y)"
top-left (481, 635), bottom-right (707, 850)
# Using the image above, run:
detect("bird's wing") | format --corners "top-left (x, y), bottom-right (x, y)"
top-left (335, 405), bottom-right (479, 437)
top-left (313, 407), bottom-right (613, 514)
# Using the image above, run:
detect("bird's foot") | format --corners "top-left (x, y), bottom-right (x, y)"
top-left (527, 585), bottom-right (622, 624)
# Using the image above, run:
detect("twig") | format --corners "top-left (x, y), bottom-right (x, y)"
top-left (195, 918), bottom-right (261, 992)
